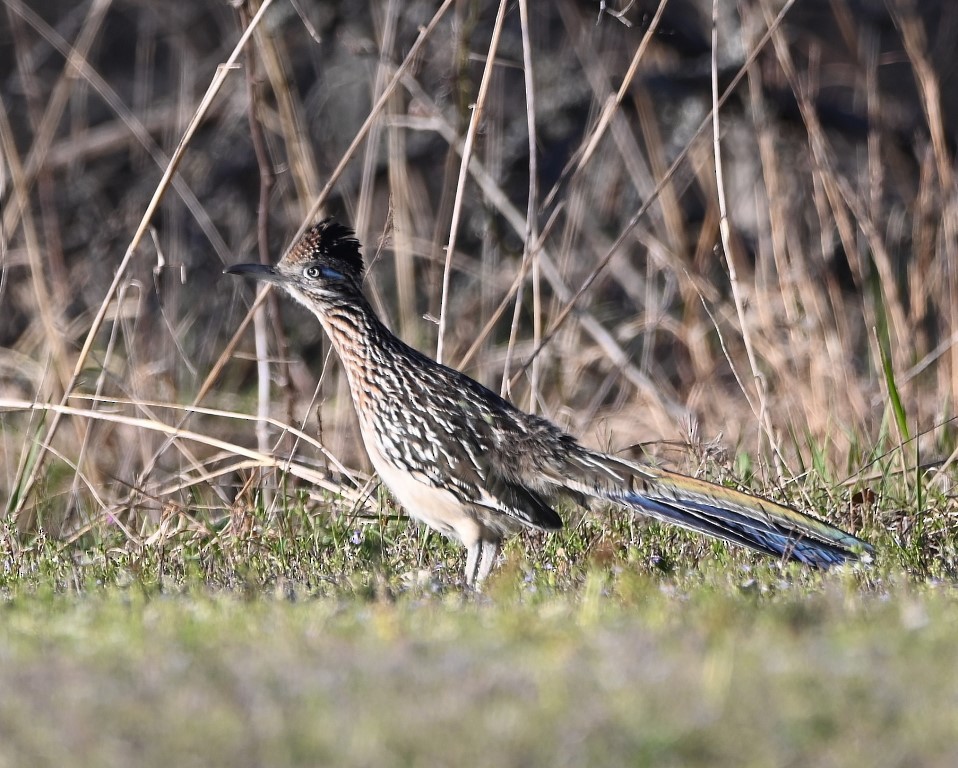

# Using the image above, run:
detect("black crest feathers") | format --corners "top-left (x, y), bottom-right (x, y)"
top-left (288, 218), bottom-right (364, 279)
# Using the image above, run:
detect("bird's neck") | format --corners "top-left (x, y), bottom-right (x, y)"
top-left (311, 295), bottom-right (404, 380)
top-left (308, 295), bottom-right (424, 431)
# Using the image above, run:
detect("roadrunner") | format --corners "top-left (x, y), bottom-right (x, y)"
top-left (227, 219), bottom-right (872, 585)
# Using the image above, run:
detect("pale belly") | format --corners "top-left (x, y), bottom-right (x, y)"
top-left (363, 436), bottom-right (484, 548)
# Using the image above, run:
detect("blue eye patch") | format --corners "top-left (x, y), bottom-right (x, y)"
top-left (303, 265), bottom-right (344, 281)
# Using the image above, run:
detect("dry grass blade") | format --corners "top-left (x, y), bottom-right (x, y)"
top-left (1, 1), bottom-right (954, 582)
top-left (9, 0), bottom-right (279, 520)
top-left (435, 0), bottom-right (509, 364)
top-left (541, 0), bottom-right (668, 212)
top-left (0, 397), bottom-right (366, 505)
top-left (710, 0), bottom-right (783, 474)
top-left (298, 0), bottom-right (457, 234)
top-left (498, 0), bottom-right (800, 398)
top-left (502, 0), bottom-right (542, 410)
top-left (394, 73), bottom-right (686, 425)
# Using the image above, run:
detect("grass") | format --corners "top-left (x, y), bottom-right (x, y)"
top-left (3, 1), bottom-right (958, 765)
top-left (2, 482), bottom-right (956, 767)
top-left (2, 516), bottom-right (957, 768)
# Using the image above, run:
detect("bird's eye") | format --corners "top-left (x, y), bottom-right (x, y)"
top-left (303, 265), bottom-right (344, 281)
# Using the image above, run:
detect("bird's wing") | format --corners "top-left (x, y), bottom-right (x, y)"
top-left (407, 439), bottom-right (563, 533)
top-left (473, 473), bottom-right (563, 532)
top-left (371, 379), bottom-right (563, 532)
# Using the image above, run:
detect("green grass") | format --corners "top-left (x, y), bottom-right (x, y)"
top-left (2, 487), bottom-right (957, 768)
top-left (3, 1), bottom-right (956, 764)
top-left (2, 567), bottom-right (957, 767)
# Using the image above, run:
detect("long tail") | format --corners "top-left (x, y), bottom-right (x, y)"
top-left (548, 448), bottom-right (872, 567)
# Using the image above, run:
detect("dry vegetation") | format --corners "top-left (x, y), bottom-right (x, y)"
top-left (0, 3), bottom-right (954, 566)
top-left (3, 0), bottom-right (956, 572)
top-left (2, 1), bottom-right (958, 764)
top-left (0, 0), bottom-right (958, 568)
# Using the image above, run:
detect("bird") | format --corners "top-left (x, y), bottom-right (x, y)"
top-left (226, 218), bottom-right (873, 586)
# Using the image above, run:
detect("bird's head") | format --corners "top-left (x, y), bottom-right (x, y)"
top-left (225, 218), bottom-right (364, 308)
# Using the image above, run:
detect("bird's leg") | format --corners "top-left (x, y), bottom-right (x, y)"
top-left (475, 539), bottom-right (501, 587)
top-left (464, 541), bottom-right (481, 587)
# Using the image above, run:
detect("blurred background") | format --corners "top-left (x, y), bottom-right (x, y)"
top-left (1, 0), bottom-right (955, 537)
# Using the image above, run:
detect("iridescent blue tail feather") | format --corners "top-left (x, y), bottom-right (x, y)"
top-left (545, 449), bottom-right (872, 568)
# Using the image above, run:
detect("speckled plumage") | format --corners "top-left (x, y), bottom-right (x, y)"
top-left (227, 219), bottom-right (873, 585)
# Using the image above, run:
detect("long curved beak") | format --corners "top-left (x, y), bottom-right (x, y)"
top-left (224, 263), bottom-right (281, 283)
